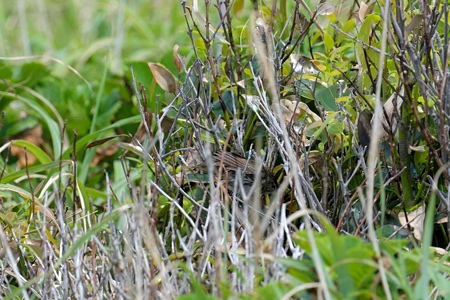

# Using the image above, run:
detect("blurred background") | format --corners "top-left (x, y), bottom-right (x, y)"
top-left (0, 0), bottom-right (191, 184)
top-left (0, 0), bottom-right (187, 71)
top-left (0, 0), bottom-right (189, 166)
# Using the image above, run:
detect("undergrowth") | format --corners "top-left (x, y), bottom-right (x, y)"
top-left (1, 0), bottom-right (450, 299)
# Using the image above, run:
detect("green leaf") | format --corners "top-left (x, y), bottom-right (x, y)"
top-left (61, 115), bottom-right (141, 160)
top-left (323, 32), bottom-right (334, 52)
top-left (10, 140), bottom-right (53, 164)
top-left (255, 281), bottom-right (292, 299)
top-left (14, 62), bottom-right (49, 86)
top-left (0, 62), bottom-right (13, 79)
top-left (281, 258), bottom-right (317, 283)
top-left (311, 112), bottom-right (334, 139)
top-left (211, 91), bottom-right (234, 117)
top-left (337, 19), bottom-right (356, 44)
top-left (327, 120), bottom-right (344, 135)
top-left (316, 85), bottom-right (340, 111)
top-left (280, 0), bottom-right (287, 21)
top-left (67, 102), bottom-right (92, 136)
top-left (359, 14), bottom-right (374, 44)
top-left (129, 61), bottom-right (154, 87)
top-left (2, 116), bottom-right (39, 137)
top-left (0, 161), bottom-right (71, 184)
top-left (0, 91), bottom-right (62, 158)
top-left (0, 183), bottom-right (32, 199)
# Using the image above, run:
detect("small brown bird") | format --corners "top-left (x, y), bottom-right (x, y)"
top-left (211, 151), bottom-right (278, 197)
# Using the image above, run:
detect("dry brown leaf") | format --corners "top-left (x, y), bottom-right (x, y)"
top-left (409, 145), bottom-right (426, 152)
top-left (298, 151), bottom-right (324, 172)
top-left (358, 2), bottom-right (376, 22)
top-left (243, 94), bottom-right (261, 111)
top-left (148, 62), bottom-right (177, 94)
top-left (279, 98), bottom-right (321, 123)
top-left (316, 2), bottom-right (336, 16)
top-left (398, 205), bottom-right (425, 241)
top-left (174, 173), bottom-right (184, 185)
top-left (253, 18), bottom-right (274, 82)
top-left (92, 143), bottom-right (119, 165)
top-left (372, 88), bottom-right (404, 136)
top-left (182, 149), bottom-right (204, 168)
top-left (173, 44), bottom-right (184, 72)
top-left (86, 135), bottom-right (123, 149)
top-left (405, 14), bottom-right (424, 36)
top-left (221, 232), bottom-right (246, 254)
top-left (233, 0), bottom-right (244, 20)
top-left (236, 80), bottom-right (246, 89)
top-left (358, 2), bottom-right (369, 22)
top-left (435, 215), bottom-right (448, 224)
top-left (290, 54), bottom-right (319, 74)
top-left (431, 246), bottom-right (448, 256)
top-left (275, 98), bottom-right (322, 144)
top-left (352, 12), bottom-right (362, 26)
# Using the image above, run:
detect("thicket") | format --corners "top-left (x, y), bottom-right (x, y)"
top-left (1, 0), bottom-right (450, 299)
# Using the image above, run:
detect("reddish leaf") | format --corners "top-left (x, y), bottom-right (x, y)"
top-left (173, 44), bottom-right (184, 72)
top-left (86, 135), bottom-right (124, 149)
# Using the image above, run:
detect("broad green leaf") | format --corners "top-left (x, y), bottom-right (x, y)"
top-left (0, 183), bottom-right (32, 199)
top-left (327, 120), bottom-right (344, 135)
top-left (194, 37), bottom-right (207, 50)
top-left (212, 90), bottom-right (234, 116)
top-left (15, 62), bottom-right (49, 86)
top-left (0, 62), bottom-right (13, 79)
top-left (0, 161), bottom-right (71, 184)
top-left (10, 140), bottom-right (53, 164)
top-left (22, 243), bottom-right (44, 261)
top-left (255, 282), bottom-right (292, 299)
top-left (129, 61), bottom-right (154, 87)
top-left (280, 0), bottom-right (287, 21)
top-left (294, 231), bottom-right (334, 265)
top-left (359, 14), bottom-right (374, 44)
top-left (342, 18), bottom-right (356, 33)
top-left (337, 19), bottom-right (356, 45)
top-left (281, 258), bottom-right (317, 283)
top-left (0, 92), bottom-right (62, 158)
top-left (316, 85), bottom-right (340, 111)
top-left (311, 112), bottom-right (335, 139)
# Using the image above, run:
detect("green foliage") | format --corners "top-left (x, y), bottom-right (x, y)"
top-left (2, 0), bottom-right (450, 299)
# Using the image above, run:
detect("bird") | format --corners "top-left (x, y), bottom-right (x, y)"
top-left (211, 151), bottom-right (278, 197)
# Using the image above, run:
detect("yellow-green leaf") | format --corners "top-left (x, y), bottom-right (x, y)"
top-left (323, 33), bottom-right (334, 52)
